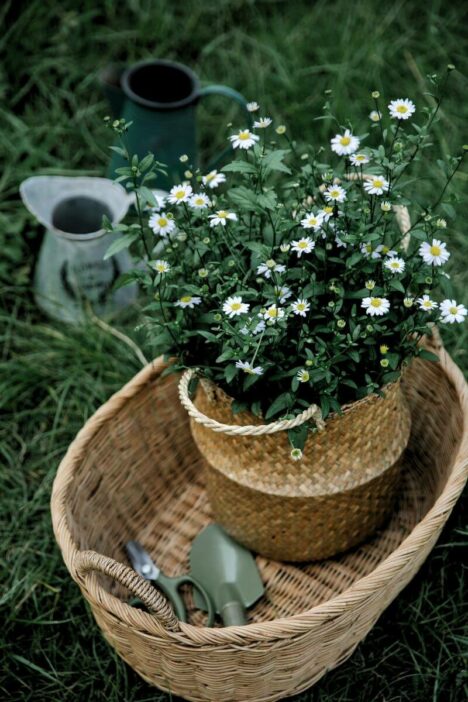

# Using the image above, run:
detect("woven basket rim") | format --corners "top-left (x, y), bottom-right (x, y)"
top-left (51, 333), bottom-right (468, 644)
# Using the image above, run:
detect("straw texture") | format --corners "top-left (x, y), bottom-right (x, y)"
top-left (51, 333), bottom-right (468, 702)
top-left (186, 376), bottom-right (411, 561)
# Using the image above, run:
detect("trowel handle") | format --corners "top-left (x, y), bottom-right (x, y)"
top-left (218, 583), bottom-right (248, 627)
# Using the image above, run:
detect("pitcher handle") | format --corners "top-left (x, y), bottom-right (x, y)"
top-left (198, 84), bottom-right (252, 171)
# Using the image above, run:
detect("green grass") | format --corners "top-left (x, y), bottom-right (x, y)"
top-left (1, 1), bottom-right (467, 700)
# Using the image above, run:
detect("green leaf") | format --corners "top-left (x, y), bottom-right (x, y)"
top-left (265, 392), bottom-right (293, 420)
top-left (287, 423), bottom-right (308, 451)
top-left (103, 234), bottom-right (138, 259)
top-left (138, 186), bottom-right (158, 208)
top-left (418, 348), bottom-right (440, 363)
top-left (139, 153), bottom-right (155, 172)
top-left (320, 395), bottom-right (330, 419)
top-left (222, 161), bottom-right (257, 175)
top-left (388, 279), bottom-right (406, 293)
top-left (224, 364), bottom-right (237, 384)
top-left (227, 186), bottom-right (259, 211)
top-left (262, 149), bottom-right (291, 175)
top-left (409, 229), bottom-right (427, 241)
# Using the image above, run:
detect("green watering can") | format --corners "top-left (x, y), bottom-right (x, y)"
top-left (100, 59), bottom-right (251, 188)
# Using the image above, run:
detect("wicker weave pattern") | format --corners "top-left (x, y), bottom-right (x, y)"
top-left (189, 378), bottom-right (411, 560)
top-left (51, 335), bottom-right (468, 702)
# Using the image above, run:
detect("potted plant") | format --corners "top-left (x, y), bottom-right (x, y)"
top-left (105, 74), bottom-right (466, 561)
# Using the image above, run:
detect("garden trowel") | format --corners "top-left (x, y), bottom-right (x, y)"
top-left (190, 524), bottom-right (264, 626)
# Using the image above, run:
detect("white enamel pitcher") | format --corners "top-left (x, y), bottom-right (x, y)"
top-left (20, 176), bottom-right (137, 323)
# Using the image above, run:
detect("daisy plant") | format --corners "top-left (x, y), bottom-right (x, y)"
top-left (104, 69), bottom-right (466, 454)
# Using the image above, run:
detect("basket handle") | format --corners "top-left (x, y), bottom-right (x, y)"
top-left (179, 369), bottom-right (323, 436)
top-left (74, 550), bottom-right (180, 631)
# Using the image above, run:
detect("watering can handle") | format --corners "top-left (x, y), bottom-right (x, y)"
top-left (198, 84), bottom-right (252, 171)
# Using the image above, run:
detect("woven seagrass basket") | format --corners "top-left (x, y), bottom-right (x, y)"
top-left (181, 373), bottom-right (411, 561)
top-left (51, 333), bottom-right (468, 702)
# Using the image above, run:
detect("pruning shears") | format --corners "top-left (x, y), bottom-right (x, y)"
top-left (125, 540), bottom-right (215, 626)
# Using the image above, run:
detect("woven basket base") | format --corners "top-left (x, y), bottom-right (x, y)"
top-left (64, 356), bottom-right (462, 629)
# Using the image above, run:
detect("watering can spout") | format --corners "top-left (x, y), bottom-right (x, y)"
top-left (99, 63), bottom-right (126, 118)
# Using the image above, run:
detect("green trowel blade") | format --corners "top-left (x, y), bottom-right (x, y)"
top-left (190, 524), bottom-right (264, 623)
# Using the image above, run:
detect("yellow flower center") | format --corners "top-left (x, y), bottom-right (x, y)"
top-left (300, 371), bottom-right (310, 382)
top-left (239, 131), bottom-right (250, 141)
top-left (206, 172), bottom-right (215, 181)
top-left (423, 301), bottom-right (432, 308)
top-left (324, 206), bottom-right (333, 214)
top-left (390, 262), bottom-right (400, 269)
top-left (308, 217), bottom-right (317, 225)
top-left (449, 306), bottom-right (458, 315)
top-left (330, 190), bottom-right (340, 198)
top-left (267, 308), bottom-right (279, 317)
top-left (175, 191), bottom-right (185, 199)
top-left (370, 298), bottom-right (382, 308)
top-left (180, 296), bottom-right (192, 303)
top-left (396, 105), bottom-right (408, 113)
top-left (365, 244), bottom-right (372, 253)
top-left (373, 179), bottom-right (383, 188)
top-left (266, 259), bottom-right (276, 268)
top-left (158, 218), bottom-right (168, 227)
top-left (380, 345), bottom-right (389, 354)
top-left (194, 197), bottom-right (204, 205)
top-left (297, 303), bottom-right (305, 311)
top-left (382, 246), bottom-right (389, 253)
top-left (356, 154), bottom-right (365, 161)
top-left (298, 241), bottom-right (308, 249)
top-left (230, 302), bottom-right (241, 311)
top-left (217, 210), bottom-right (228, 218)
top-left (430, 245), bottom-right (441, 256)
top-left (340, 136), bottom-right (351, 145)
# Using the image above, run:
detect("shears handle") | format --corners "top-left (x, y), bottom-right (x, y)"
top-left (156, 573), bottom-right (215, 627)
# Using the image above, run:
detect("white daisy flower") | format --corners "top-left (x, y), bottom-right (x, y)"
top-left (382, 247), bottom-right (397, 257)
top-left (365, 280), bottom-right (376, 290)
top-left (363, 176), bottom-right (389, 196)
top-left (324, 185), bottom-right (347, 203)
top-left (189, 193), bottom-right (211, 210)
top-left (246, 101), bottom-right (260, 113)
top-left (209, 210), bottom-right (238, 227)
top-left (253, 320), bottom-right (266, 335)
top-left (335, 234), bottom-right (347, 248)
top-left (168, 183), bottom-right (193, 204)
top-left (202, 170), bottom-right (226, 189)
top-left (222, 295), bottom-right (249, 317)
top-left (148, 193), bottom-right (166, 212)
top-left (253, 117), bottom-right (272, 128)
top-left (300, 211), bottom-right (324, 230)
top-left (291, 237), bottom-right (315, 258)
top-left (175, 295), bottom-right (202, 309)
top-left (279, 243), bottom-right (290, 253)
top-left (330, 129), bottom-right (360, 156)
top-left (349, 153), bottom-right (370, 166)
top-left (369, 110), bottom-right (382, 122)
top-left (262, 304), bottom-right (285, 321)
top-left (418, 239), bottom-right (450, 266)
top-left (256, 259), bottom-right (286, 279)
top-left (403, 297), bottom-right (414, 308)
top-left (381, 201), bottom-right (392, 212)
top-left (297, 369), bottom-right (310, 383)
top-left (417, 294), bottom-right (438, 312)
top-left (274, 285), bottom-right (292, 303)
top-left (361, 243), bottom-right (383, 259)
top-left (235, 360), bottom-right (263, 375)
top-left (320, 205), bottom-right (335, 222)
top-left (149, 211), bottom-right (176, 236)
top-left (150, 259), bottom-right (170, 274)
top-left (361, 297), bottom-right (391, 316)
top-left (291, 299), bottom-right (310, 317)
top-left (229, 129), bottom-right (259, 150)
top-left (384, 257), bottom-right (406, 274)
top-left (440, 299), bottom-right (467, 324)
top-left (290, 448), bottom-right (303, 461)
top-left (388, 98), bottom-right (416, 120)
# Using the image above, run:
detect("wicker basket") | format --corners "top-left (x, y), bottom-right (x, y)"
top-left (182, 374), bottom-right (411, 561)
top-left (51, 333), bottom-right (468, 702)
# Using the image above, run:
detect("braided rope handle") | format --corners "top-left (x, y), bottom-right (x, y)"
top-left (75, 550), bottom-right (180, 631)
top-left (179, 368), bottom-right (323, 436)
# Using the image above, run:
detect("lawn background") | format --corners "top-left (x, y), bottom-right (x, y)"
top-left (1, 1), bottom-right (467, 700)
